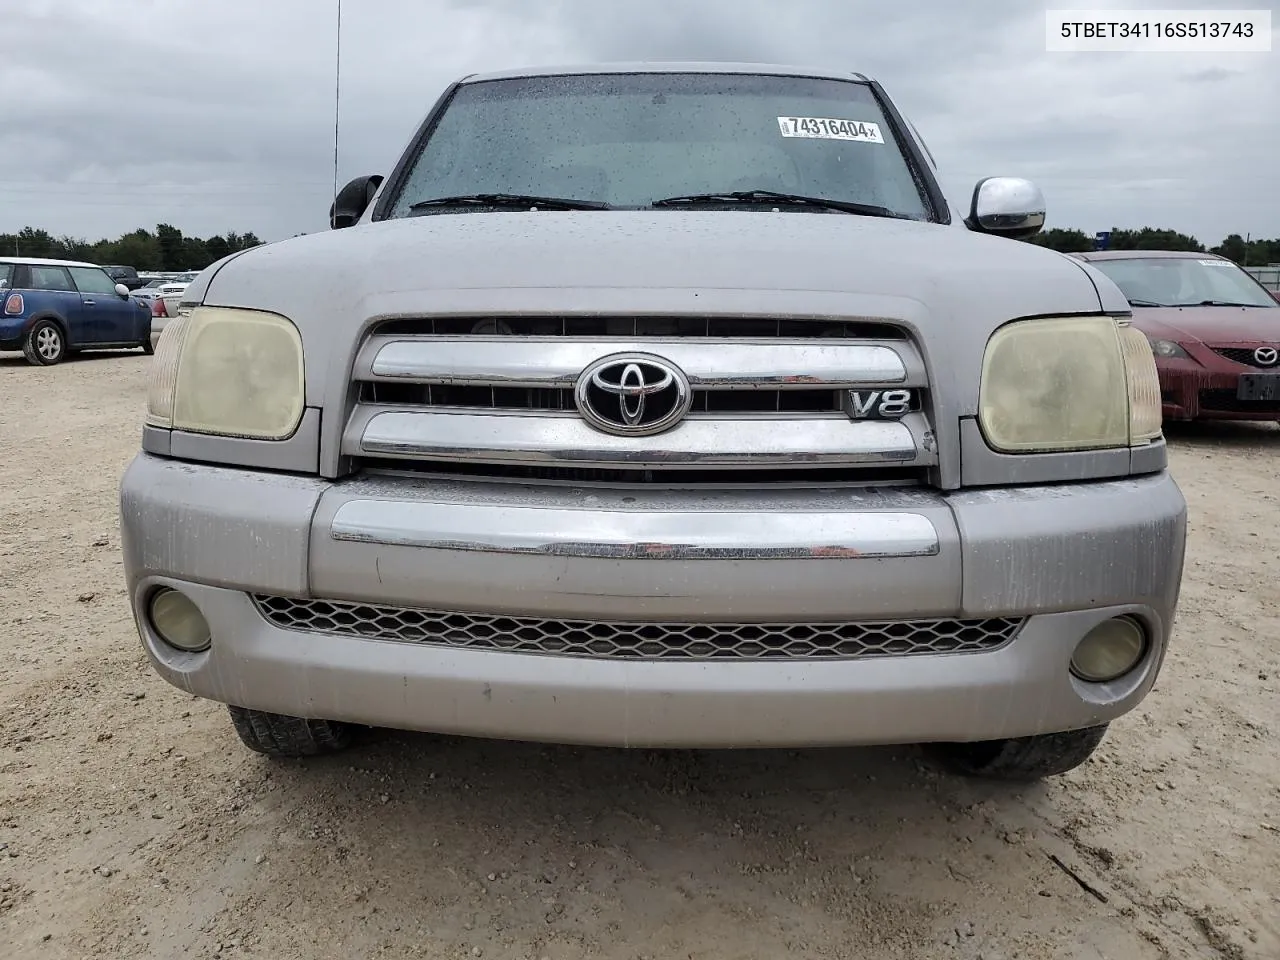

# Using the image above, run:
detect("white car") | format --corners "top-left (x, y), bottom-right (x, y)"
top-left (131, 278), bottom-right (170, 303)
top-left (150, 273), bottom-right (200, 340)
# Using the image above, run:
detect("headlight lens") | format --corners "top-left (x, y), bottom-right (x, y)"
top-left (979, 316), bottom-right (1162, 453)
top-left (1146, 337), bottom-right (1189, 360)
top-left (146, 306), bottom-right (305, 440)
top-left (1120, 325), bottom-right (1163, 444)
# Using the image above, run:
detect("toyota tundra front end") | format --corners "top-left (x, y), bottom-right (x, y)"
top-left (119, 64), bottom-right (1186, 781)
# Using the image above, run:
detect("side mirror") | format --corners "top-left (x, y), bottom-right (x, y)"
top-left (967, 177), bottom-right (1046, 240)
top-left (115, 283), bottom-right (131, 297)
top-left (330, 174), bottom-right (384, 229)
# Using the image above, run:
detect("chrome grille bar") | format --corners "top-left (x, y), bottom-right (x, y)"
top-left (329, 498), bottom-right (941, 558)
top-left (345, 409), bottom-right (930, 468)
top-left (356, 336), bottom-right (913, 388)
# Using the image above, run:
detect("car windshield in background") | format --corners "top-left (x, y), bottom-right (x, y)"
top-left (1090, 257), bottom-right (1276, 309)
top-left (386, 72), bottom-right (932, 221)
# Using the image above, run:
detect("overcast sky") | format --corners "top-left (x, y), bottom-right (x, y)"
top-left (2, 0), bottom-right (1276, 245)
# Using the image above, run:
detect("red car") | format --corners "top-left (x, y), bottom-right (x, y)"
top-left (1074, 250), bottom-right (1280, 423)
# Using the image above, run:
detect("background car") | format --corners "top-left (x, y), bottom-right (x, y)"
top-left (1074, 250), bottom-right (1280, 423)
top-left (103, 264), bottom-right (146, 291)
top-left (149, 271), bottom-right (199, 340)
top-left (0, 257), bottom-right (153, 364)
top-left (130, 277), bottom-right (171, 304)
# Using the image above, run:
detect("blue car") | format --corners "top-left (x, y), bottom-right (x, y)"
top-left (0, 257), bottom-right (153, 365)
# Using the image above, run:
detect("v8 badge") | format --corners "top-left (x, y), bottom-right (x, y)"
top-left (844, 388), bottom-right (916, 420)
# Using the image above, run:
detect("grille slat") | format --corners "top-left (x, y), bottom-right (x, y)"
top-left (253, 595), bottom-right (1022, 662)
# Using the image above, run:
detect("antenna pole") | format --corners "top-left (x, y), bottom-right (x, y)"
top-left (332, 0), bottom-right (342, 204)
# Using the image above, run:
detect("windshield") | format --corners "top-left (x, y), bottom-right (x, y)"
top-left (386, 72), bottom-right (932, 220)
top-left (1090, 257), bottom-right (1276, 308)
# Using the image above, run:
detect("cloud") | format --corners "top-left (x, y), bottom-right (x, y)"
top-left (0, 0), bottom-right (1275, 244)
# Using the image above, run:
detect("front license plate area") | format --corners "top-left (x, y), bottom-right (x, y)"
top-left (1237, 374), bottom-right (1280, 402)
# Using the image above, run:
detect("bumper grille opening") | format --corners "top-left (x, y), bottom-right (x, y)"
top-left (253, 595), bottom-right (1023, 662)
top-left (1199, 389), bottom-right (1280, 413)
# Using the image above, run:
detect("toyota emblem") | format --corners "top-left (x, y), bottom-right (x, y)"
top-left (574, 353), bottom-right (693, 436)
top-left (1254, 346), bottom-right (1279, 367)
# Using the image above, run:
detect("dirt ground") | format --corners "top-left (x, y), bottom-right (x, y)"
top-left (1, 350), bottom-right (1277, 960)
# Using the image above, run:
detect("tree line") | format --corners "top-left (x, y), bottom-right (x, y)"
top-left (0, 225), bottom-right (265, 272)
top-left (4, 221), bottom-right (1277, 271)
top-left (1027, 226), bottom-right (1280, 265)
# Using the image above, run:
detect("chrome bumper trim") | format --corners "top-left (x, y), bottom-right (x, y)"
top-left (347, 409), bottom-right (926, 467)
top-left (358, 336), bottom-right (911, 388)
top-left (329, 498), bottom-right (941, 559)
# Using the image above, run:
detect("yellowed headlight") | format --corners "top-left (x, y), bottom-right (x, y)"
top-left (1117, 323), bottom-right (1162, 444)
top-left (145, 314), bottom-right (192, 429)
top-left (979, 315), bottom-right (1160, 453)
top-left (146, 307), bottom-right (305, 440)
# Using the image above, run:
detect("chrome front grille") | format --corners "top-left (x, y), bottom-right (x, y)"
top-left (253, 595), bottom-right (1023, 661)
top-left (341, 316), bottom-right (935, 480)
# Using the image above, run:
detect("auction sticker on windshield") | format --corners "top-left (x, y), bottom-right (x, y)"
top-left (777, 117), bottom-right (884, 143)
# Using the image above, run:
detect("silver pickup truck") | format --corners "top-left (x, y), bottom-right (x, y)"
top-left (120, 63), bottom-right (1187, 781)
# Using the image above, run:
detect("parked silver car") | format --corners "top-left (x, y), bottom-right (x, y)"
top-left (120, 63), bottom-right (1186, 780)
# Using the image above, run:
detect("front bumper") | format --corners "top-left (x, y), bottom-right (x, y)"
top-left (120, 454), bottom-right (1187, 748)
top-left (1158, 360), bottom-right (1280, 421)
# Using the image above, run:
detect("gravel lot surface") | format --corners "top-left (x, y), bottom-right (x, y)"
top-left (1, 351), bottom-right (1277, 960)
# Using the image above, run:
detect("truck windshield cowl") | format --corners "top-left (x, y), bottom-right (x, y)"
top-left (385, 72), bottom-right (933, 221)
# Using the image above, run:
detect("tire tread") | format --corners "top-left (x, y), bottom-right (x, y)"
top-left (935, 724), bottom-right (1109, 781)
top-left (227, 706), bottom-right (353, 758)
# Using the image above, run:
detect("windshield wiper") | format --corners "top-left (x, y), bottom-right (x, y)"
top-left (1126, 298), bottom-right (1169, 307)
top-left (651, 190), bottom-right (909, 219)
top-left (1170, 299), bottom-right (1264, 308)
top-left (408, 193), bottom-right (610, 212)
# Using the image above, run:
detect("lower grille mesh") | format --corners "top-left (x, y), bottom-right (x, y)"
top-left (252, 595), bottom-right (1023, 662)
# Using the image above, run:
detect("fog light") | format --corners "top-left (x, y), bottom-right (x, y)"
top-left (148, 588), bottom-right (211, 652)
top-left (1070, 617), bottom-right (1146, 683)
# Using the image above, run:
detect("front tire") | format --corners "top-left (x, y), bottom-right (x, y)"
top-left (228, 706), bottom-right (354, 759)
top-left (140, 336), bottom-right (154, 356)
top-left (22, 319), bottom-right (66, 365)
top-left (934, 724), bottom-right (1109, 781)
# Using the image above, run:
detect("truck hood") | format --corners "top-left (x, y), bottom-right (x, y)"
top-left (200, 211), bottom-right (1115, 406)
